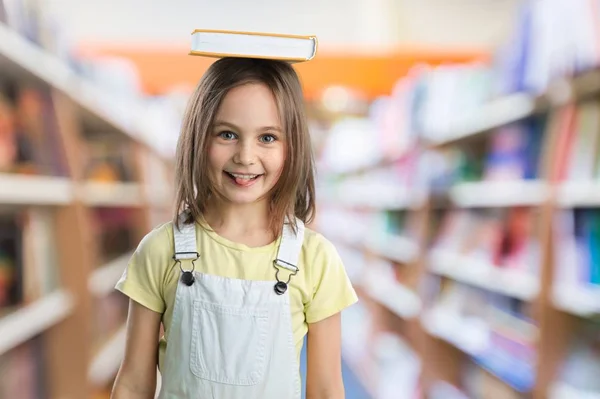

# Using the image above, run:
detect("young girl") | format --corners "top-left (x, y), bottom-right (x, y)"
top-left (111, 56), bottom-right (358, 399)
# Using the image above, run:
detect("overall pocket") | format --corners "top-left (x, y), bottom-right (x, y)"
top-left (190, 300), bottom-right (269, 385)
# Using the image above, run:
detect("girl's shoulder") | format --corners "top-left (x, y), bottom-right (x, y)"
top-left (301, 227), bottom-right (341, 263)
top-left (134, 221), bottom-right (176, 259)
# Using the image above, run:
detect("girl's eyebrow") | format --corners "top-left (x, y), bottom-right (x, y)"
top-left (213, 120), bottom-right (283, 133)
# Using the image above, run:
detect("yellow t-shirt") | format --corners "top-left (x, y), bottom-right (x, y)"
top-left (115, 219), bottom-right (358, 371)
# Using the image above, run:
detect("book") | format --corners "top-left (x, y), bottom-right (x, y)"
top-left (189, 29), bottom-right (318, 62)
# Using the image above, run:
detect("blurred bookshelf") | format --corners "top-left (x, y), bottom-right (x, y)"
top-left (315, 1), bottom-right (600, 398)
top-left (0, 1), bottom-right (173, 398)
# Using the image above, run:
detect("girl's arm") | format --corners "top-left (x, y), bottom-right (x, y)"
top-left (111, 299), bottom-right (162, 399)
top-left (305, 313), bottom-right (345, 399)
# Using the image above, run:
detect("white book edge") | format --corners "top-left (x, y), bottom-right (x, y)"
top-left (190, 30), bottom-right (317, 61)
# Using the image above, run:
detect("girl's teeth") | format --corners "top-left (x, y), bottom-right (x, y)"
top-left (231, 173), bottom-right (257, 180)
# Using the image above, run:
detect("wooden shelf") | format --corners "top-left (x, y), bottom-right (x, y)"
top-left (88, 324), bottom-right (127, 386)
top-left (0, 290), bottom-right (74, 356)
top-left (429, 249), bottom-right (540, 301)
top-left (88, 253), bottom-right (133, 297)
top-left (0, 19), bottom-right (176, 398)
top-left (0, 173), bottom-right (75, 206)
top-left (0, 22), bottom-right (167, 158)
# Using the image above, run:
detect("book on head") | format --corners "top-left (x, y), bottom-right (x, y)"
top-left (189, 29), bottom-right (318, 62)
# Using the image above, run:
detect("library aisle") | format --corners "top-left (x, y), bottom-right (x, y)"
top-left (2, 0), bottom-right (600, 398)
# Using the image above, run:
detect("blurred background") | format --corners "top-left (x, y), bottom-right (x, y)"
top-left (1, 0), bottom-right (600, 398)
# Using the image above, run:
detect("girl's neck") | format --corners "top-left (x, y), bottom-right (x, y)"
top-left (202, 198), bottom-right (275, 247)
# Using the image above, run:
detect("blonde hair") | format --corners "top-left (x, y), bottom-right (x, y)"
top-left (173, 57), bottom-right (316, 234)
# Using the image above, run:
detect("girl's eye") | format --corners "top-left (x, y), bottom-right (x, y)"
top-left (260, 134), bottom-right (277, 144)
top-left (218, 131), bottom-right (237, 140)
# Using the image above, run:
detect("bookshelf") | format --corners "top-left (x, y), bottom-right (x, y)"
top-left (316, 2), bottom-right (600, 396)
top-left (320, 70), bottom-right (600, 399)
top-left (0, 7), bottom-right (173, 399)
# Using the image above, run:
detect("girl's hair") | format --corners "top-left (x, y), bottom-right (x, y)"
top-left (173, 57), bottom-right (316, 234)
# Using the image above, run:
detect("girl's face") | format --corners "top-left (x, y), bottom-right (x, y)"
top-left (208, 83), bottom-right (286, 207)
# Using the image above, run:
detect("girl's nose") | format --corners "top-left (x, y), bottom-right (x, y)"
top-left (233, 142), bottom-right (257, 165)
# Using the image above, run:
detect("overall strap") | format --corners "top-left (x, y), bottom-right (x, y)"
top-left (274, 219), bottom-right (305, 272)
top-left (173, 211), bottom-right (199, 260)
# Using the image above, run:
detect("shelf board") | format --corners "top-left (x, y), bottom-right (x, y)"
top-left (319, 185), bottom-right (425, 211)
top-left (421, 310), bottom-right (489, 356)
top-left (557, 181), bottom-right (600, 207)
top-left (324, 156), bottom-right (401, 179)
top-left (144, 185), bottom-right (172, 208)
top-left (422, 310), bottom-right (534, 393)
top-left (0, 290), bottom-right (74, 356)
top-left (553, 284), bottom-right (600, 317)
top-left (549, 382), bottom-right (600, 399)
top-left (79, 181), bottom-right (143, 207)
top-left (362, 269), bottom-right (421, 319)
top-left (88, 324), bottom-right (127, 386)
top-left (450, 180), bottom-right (550, 207)
top-left (88, 252), bottom-right (132, 297)
top-left (0, 22), bottom-right (167, 158)
top-left (429, 249), bottom-right (540, 301)
top-left (427, 93), bottom-right (537, 146)
top-left (426, 70), bottom-right (600, 146)
top-left (0, 173), bottom-right (75, 206)
top-left (365, 234), bottom-right (419, 264)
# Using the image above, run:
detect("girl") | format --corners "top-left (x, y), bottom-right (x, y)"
top-left (111, 57), bottom-right (358, 399)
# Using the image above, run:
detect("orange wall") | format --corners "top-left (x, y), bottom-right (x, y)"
top-left (77, 45), bottom-right (488, 100)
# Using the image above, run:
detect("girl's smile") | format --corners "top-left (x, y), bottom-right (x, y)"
top-left (209, 82), bottom-right (286, 205)
top-left (223, 171), bottom-right (264, 187)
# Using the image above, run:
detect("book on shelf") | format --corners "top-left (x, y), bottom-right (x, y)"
top-left (0, 210), bottom-right (61, 315)
top-left (553, 322), bottom-right (600, 395)
top-left (0, 216), bottom-right (22, 311)
top-left (432, 208), bottom-right (540, 276)
top-left (483, 118), bottom-right (545, 182)
top-left (427, 280), bottom-right (538, 393)
top-left (92, 291), bottom-right (128, 352)
top-left (494, 0), bottom-right (600, 95)
top-left (0, 1), bottom-right (6, 24)
top-left (83, 137), bottom-right (137, 183)
top-left (0, 336), bottom-right (47, 399)
top-left (189, 29), bottom-right (318, 62)
top-left (0, 85), bottom-right (68, 177)
top-left (550, 101), bottom-right (600, 182)
top-left (91, 208), bottom-right (139, 268)
top-left (554, 209), bottom-right (600, 288)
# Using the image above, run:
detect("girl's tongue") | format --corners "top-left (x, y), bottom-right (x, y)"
top-left (227, 172), bottom-right (260, 187)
